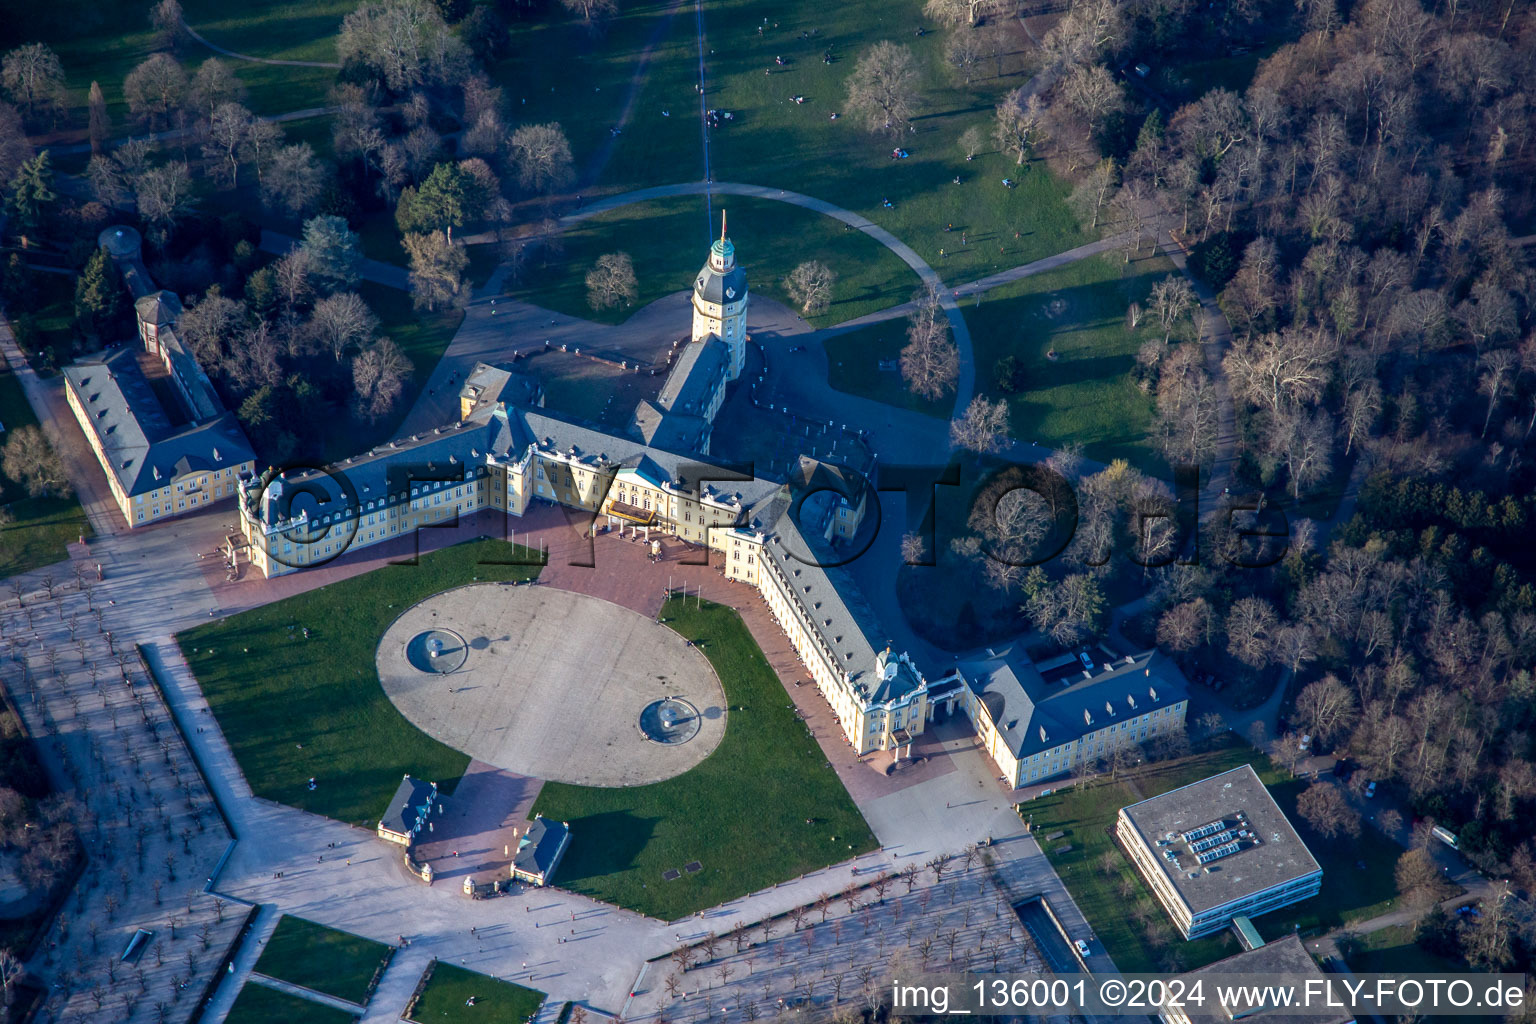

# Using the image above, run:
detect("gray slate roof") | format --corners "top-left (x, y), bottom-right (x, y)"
top-left (63, 349), bottom-right (254, 498)
top-left (955, 648), bottom-right (1190, 759)
top-left (694, 239), bottom-right (747, 305)
top-left (656, 336), bottom-right (729, 416)
top-left (379, 775), bottom-right (439, 839)
top-left (514, 815), bottom-right (569, 879)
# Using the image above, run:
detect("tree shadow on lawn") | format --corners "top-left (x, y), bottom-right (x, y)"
top-left (545, 810), bottom-right (658, 882)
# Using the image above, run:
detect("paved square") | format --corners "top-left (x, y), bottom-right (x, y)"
top-left (378, 584), bottom-right (727, 786)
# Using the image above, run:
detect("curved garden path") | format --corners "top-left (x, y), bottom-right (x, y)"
top-left (180, 15), bottom-right (343, 68)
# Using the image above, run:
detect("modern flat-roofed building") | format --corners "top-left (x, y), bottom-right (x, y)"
top-left (1159, 933), bottom-right (1353, 1024)
top-left (1117, 764), bottom-right (1322, 939)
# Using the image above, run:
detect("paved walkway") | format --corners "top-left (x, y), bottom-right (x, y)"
top-left (180, 15), bottom-right (342, 67)
top-left (248, 974), bottom-right (368, 1014)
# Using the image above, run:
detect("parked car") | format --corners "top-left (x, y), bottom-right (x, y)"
top-left (1075, 939), bottom-right (1092, 958)
top-left (1299, 734), bottom-right (1312, 751)
top-left (1365, 780), bottom-right (1376, 798)
top-left (1133, 62), bottom-right (1152, 77)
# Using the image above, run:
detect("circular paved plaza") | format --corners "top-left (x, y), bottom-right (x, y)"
top-left (377, 584), bottom-right (726, 786)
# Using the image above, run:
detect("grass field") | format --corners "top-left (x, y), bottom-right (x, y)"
top-left (491, 0), bottom-right (701, 196)
top-left (254, 915), bottom-right (394, 1006)
top-left (178, 540), bottom-right (542, 825)
top-left (964, 249), bottom-right (1178, 466)
top-left (225, 982), bottom-right (358, 1024)
top-left (1351, 922), bottom-right (1465, 975)
top-left (703, 0), bottom-right (1091, 285)
top-left (511, 195), bottom-right (920, 328)
top-left (1025, 736), bottom-right (1405, 973)
top-left (0, 369), bottom-right (92, 577)
top-left (823, 320), bottom-right (952, 419)
top-left (408, 963), bottom-right (544, 1024)
top-left (531, 596), bottom-right (876, 919)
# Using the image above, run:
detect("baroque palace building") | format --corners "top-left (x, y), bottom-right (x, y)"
top-left (64, 227), bottom-right (256, 527)
top-left (235, 223), bottom-right (1190, 770)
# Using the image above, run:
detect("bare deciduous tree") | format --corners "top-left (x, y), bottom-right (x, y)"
top-left (900, 287), bottom-right (959, 401)
top-left (949, 396), bottom-right (1011, 454)
top-left (508, 122), bottom-right (574, 194)
top-left (845, 41), bottom-right (921, 136)
top-left (783, 261), bottom-right (836, 316)
top-left (585, 252), bottom-right (638, 312)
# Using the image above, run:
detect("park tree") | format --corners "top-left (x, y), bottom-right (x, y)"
top-left (0, 44), bottom-right (66, 126)
top-left (924, 0), bottom-right (1013, 28)
top-left (2, 427), bottom-right (69, 498)
top-left (900, 286), bottom-right (958, 401)
top-left (73, 247), bottom-right (125, 341)
top-left (585, 252), bottom-right (637, 311)
top-left (1225, 596), bottom-right (1276, 668)
top-left (1069, 157), bottom-right (1119, 229)
top-left (950, 396), bottom-right (1010, 454)
top-left (123, 53), bottom-right (188, 132)
top-left (337, 0), bottom-right (470, 93)
top-left (1157, 598), bottom-right (1213, 652)
top-left (201, 102), bottom-right (254, 187)
top-left (1022, 569), bottom-right (1105, 646)
top-left (1295, 782), bottom-right (1361, 839)
top-left (560, 0), bottom-right (618, 29)
top-left (5, 151), bottom-right (56, 237)
top-left (259, 143), bottom-right (323, 217)
top-left (845, 41), bottom-right (921, 136)
top-left (1395, 848), bottom-right (1452, 907)
top-left (0, 949), bottom-right (20, 1007)
top-left (1148, 276), bottom-right (1196, 345)
top-left (462, 6), bottom-right (511, 64)
top-left (1154, 345), bottom-right (1218, 467)
top-left (352, 338), bottom-right (411, 420)
top-left (190, 58), bottom-right (245, 122)
top-left (403, 231), bottom-right (468, 311)
top-left (300, 215), bottom-right (363, 292)
top-left (176, 291), bottom-right (246, 369)
top-left (1267, 407), bottom-right (1334, 500)
top-left (1294, 676), bottom-right (1358, 745)
top-left (398, 161), bottom-right (471, 241)
top-left (308, 292), bottom-right (379, 361)
top-left (959, 124), bottom-right (986, 161)
top-left (1223, 325), bottom-right (1331, 414)
top-left (134, 161), bottom-right (195, 240)
top-left (944, 30), bottom-right (983, 85)
top-left (150, 0), bottom-right (185, 51)
top-left (783, 260), bottom-right (836, 316)
top-left (87, 82), bottom-right (110, 155)
top-left (993, 87), bottom-right (1045, 164)
top-left (0, 108), bottom-right (25, 206)
top-left (508, 122), bottom-right (574, 194)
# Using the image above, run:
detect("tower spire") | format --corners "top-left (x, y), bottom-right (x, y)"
top-left (721, 210), bottom-right (726, 243)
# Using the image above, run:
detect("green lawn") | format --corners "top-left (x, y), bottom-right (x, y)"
top-left (254, 915), bottom-right (393, 1006)
top-left (491, 0), bottom-right (701, 195)
top-left (823, 320), bottom-right (953, 419)
top-left (177, 540), bottom-right (542, 825)
top-left (531, 596), bottom-right (877, 919)
top-left (703, 0), bottom-right (1090, 286)
top-left (964, 248), bottom-right (1177, 466)
top-left (0, 369), bottom-right (92, 577)
top-left (408, 963), bottom-right (544, 1024)
top-left (1025, 736), bottom-right (1405, 973)
top-left (511, 195), bottom-right (920, 327)
top-left (1351, 922), bottom-right (1465, 975)
top-left (225, 982), bottom-right (358, 1024)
